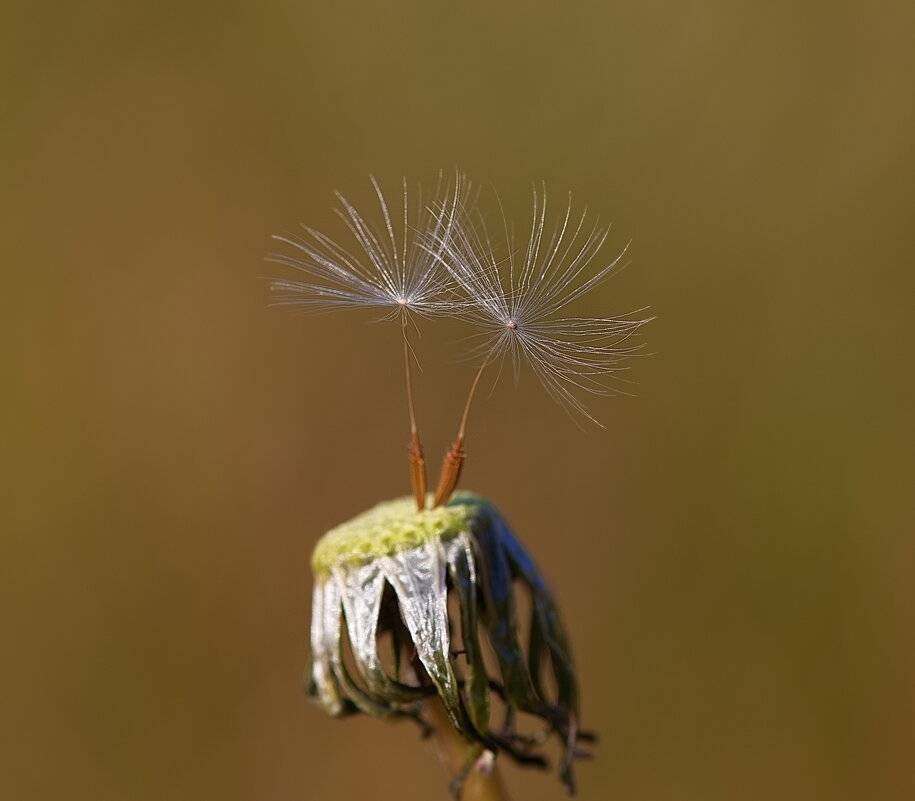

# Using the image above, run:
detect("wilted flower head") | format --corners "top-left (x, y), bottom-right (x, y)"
top-left (308, 493), bottom-right (586, 794)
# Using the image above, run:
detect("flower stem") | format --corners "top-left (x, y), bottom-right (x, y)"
top-left (426, 699), bottom-right (511, 801)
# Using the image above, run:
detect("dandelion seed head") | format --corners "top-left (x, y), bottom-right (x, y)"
top-left (268, 173), bottom-right (469, 321)
top-left (427, 182), bottom-right (652, 424)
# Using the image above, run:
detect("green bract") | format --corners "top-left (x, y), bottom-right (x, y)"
top-left (307, 492), bottom-right (585, 795)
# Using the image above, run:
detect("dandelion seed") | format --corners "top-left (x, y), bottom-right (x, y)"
top-left (268, 175), bottom-right (468, 510)
top-left (268, 174), bottom-right (462, 319)
top-left (429, 183), bottom-right (653, 506)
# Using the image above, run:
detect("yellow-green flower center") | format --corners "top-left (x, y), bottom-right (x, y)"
top-left (311, 494), bottom-right (481, 575)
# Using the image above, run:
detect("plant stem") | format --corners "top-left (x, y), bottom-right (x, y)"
top-left (426, 699), bottom-right (511, 801)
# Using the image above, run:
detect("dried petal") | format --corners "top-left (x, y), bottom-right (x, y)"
top-left (337, 562), bottom-right (426, 703)
top-left (308, 575), bottom-right (345, 715)
top-left (379, 541), bottom-right (467, 732)
top-left (443, 533), bottom-right (490, 734)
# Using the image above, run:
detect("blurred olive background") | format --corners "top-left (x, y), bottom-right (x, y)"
top-left (3, 2), bottom-right (914, 800)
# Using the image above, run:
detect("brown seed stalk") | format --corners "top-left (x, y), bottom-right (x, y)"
top-left (432, 433), bottom-right (464, 508)
top-left (433, 342), bottom-right (498, 507)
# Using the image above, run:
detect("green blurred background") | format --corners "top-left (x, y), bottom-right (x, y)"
top-left (3, 2), bottom-right (914, 799)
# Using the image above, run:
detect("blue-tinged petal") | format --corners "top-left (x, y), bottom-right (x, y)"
top-left (486, 503), bottom-right (582, 791)
top-left (491, 511), bottom-right (580, 717)
top-left (471, 505), bottom-right (547, 719)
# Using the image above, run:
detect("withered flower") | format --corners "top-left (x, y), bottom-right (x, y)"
top-left (308, 493), bottom-right (585, 794)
